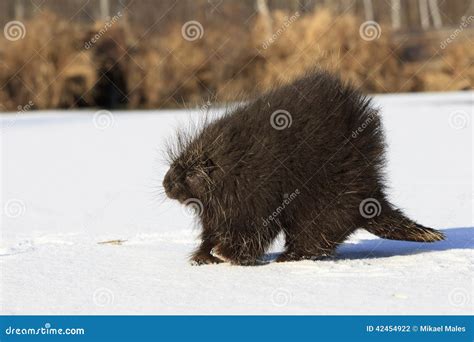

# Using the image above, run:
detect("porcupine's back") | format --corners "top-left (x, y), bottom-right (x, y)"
top-left (203, 70), bottom-right (385, 202)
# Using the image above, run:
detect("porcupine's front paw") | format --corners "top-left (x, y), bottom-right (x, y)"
top-left (211, 245), bottom-right (266, 266)
top-left (210, 245), bottom-right (231, 263)
top-left (190, 250), bottom-right (223, 266)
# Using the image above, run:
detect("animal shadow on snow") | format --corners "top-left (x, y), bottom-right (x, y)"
top-left (266, 227), bottom-right (473, 262)
top-left (336, 227), bottom-right (473, 260)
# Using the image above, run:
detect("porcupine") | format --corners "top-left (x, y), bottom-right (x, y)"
top-left (163, 70), bottom-right (444, 265)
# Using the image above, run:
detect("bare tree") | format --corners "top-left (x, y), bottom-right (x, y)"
top-left (256, 0), bottom-right (273, 39)
top-left (428, 0), bottom-right (442, 28)
top-left (14, 0), bottom-right (24, 19)
top-left (419, 0), bottom-right (430, 29)
top-left (391, 0), bottom-right (401, 30)
top-left (100, 0), bottom-right (110, 19)
top-left (363, 0), bottom-right (374, 21)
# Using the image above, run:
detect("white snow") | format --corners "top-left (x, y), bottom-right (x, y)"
top-left (1, 92), bottom-right (473, 315)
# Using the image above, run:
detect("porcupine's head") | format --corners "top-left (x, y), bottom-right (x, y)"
top-left (163, 123), bottom-right (221, 205)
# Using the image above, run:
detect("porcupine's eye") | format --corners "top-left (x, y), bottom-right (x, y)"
top-left (185, 173), bottom-right (204, 196)
top-left (184, 158), bottom-right (216, 196)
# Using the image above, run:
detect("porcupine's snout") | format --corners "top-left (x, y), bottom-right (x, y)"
top-left (163, 168), bottom-right (188, 202)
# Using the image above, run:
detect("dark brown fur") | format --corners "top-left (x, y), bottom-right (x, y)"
top-left (163, 70), bottom-right (444, 266)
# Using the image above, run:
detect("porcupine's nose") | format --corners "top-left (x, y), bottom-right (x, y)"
top-left (163, 169), bottom-right (181, 200)
top-left (163, 170), bottom-right (174, 197)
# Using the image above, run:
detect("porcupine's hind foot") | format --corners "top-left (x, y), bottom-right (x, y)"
top-left (275, 237), bottom-right (334, 262)
top-left (275, 211), bottom-right (350, 263)
top-left (210, 229), bottom-right (274, 266)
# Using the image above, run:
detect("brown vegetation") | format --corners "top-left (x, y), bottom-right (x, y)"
top-left (0, 8), bottom-right (472, 111)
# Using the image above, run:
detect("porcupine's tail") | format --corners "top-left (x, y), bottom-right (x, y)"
top-left (364, 208), bottom-right (444, 242)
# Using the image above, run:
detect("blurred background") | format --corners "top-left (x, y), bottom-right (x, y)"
top-left (0, 0), bottom-right (472, 111)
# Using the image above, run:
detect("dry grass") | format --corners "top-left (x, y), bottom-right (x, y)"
top-left (251, 9), bottom-right (403, 92)
top-left (0, 12), bottom-right (95, 110)
top-left (0, 8), bottom-right (472, 111)
top-left (415, 41), bottom-right (474, 91)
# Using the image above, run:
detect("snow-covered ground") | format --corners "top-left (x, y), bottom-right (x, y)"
top-left (0, 92), bottom-right (472, 315)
